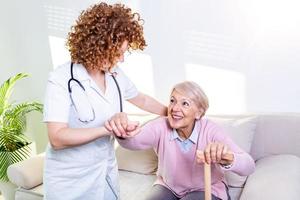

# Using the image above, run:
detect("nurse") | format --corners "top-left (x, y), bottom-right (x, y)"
top-left (43, 2), bottom-right (166, 200)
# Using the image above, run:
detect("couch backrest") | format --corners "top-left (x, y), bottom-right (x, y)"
top-left (251, 114), bottom-right (300, 160)
top-left (208, 113), bottom-right (300, 160)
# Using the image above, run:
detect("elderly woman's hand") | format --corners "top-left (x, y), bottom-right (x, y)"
top-left (196, 142), bottom-right (234, 166)
top-left (123, 123), bottom-right (141, 138)
top-left (105, 112), bottom-right (140, 138)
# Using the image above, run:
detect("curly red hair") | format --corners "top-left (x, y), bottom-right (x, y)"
top-left (66, 2), bottom-right (146, 71)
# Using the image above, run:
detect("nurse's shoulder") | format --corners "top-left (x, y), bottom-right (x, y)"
top-left (112, 66), bottom-right (131, 83)
top-left (47, 62), bottom-right (72, 89)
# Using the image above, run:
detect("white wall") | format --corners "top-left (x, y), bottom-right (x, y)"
top-left (1, 0), bottom-right (300, 151)
top-left (132, 0), bottom-right (300, 114)
top-left (0, 1), bottom-right (54, 152)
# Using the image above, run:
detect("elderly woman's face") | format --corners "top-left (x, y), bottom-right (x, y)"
top-left (167, 90), bottom-right (200, 133)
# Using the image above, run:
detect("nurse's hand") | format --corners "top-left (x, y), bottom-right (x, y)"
top-left (196, 142), bottom-right (234, 165)
top-left (105, 120), bottom-right (140, 138)
top-left (106, 112), bottom-right (129, 137)
top-left (105, 112), bottom-right (140, 138)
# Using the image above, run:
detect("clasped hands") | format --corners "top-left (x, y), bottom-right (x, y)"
top-left (105, 112), bottom-right (140, 138)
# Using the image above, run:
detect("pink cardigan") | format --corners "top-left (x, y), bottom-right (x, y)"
top-left (118, 117), bottom-right (255, 200)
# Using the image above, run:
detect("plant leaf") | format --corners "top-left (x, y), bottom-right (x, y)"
top-left (0, 144), bottom-right (31, 181)
top-left (0, 73), bottom-right (28, 116)
top-left (2, 102), bottom-right (43, 134)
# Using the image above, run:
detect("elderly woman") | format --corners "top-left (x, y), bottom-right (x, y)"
top-left (106, 81), bottom-right (255, 200)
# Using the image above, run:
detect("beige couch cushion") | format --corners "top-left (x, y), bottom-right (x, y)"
top-left (7, 154), bottom-right (44, 189)
top-left (240, 154), bottom-right (300, 200)
top-left (116, 114), bottom-right (159, 175)
top-left (208, 116), bottom-right (257, 188)
top-left (116, 146), bottom-right (158, 175)
top-left (119, 170), bottom-right (156, 200)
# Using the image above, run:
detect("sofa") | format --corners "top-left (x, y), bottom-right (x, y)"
top-left (6, 113), bottom-right (300, 200)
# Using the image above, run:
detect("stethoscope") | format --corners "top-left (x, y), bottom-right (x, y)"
top-left (68, 62), bottom-right (123, 123)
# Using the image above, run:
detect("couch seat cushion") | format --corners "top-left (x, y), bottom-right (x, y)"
top-left (240, 154), bottom-right (300, 200)
top-left (119, 170), bottom-right (156, 200)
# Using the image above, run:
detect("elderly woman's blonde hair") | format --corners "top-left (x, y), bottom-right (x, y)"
top-left (172, 81), bottom-right (209, 117)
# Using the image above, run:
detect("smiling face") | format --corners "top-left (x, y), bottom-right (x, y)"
top-left (167, 89), bottom-right (202, 137)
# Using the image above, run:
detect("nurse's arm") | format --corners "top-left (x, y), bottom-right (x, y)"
top-left (127, 92), bottom-right (167, 116)
top-left (47, 122), bottom-right (111, 150)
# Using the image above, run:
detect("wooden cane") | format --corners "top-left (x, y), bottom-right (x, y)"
top-left (204, 163), bottom-right (211, 200)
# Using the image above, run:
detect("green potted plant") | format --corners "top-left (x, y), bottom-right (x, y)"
top-left (0, 73), bottom-right (43, 199)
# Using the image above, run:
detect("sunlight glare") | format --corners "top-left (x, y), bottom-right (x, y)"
top-left (120, 53), bottom-right (155, 114)
top-left (48, 36), bottom-right (70, 68)
top-left (185, 63), bottom-right (246, 114)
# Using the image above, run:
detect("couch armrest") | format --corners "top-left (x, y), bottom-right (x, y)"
top-left (240, 154), bottom-right (300, 200)
top-left (7, 153), bottom-right (45, 189)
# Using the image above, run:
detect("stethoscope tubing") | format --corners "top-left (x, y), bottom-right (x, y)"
top-left (68, 62), bottom-right (123, 116)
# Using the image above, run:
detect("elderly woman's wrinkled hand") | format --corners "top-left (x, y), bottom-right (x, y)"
top-left (104, 112), bottom-right (140, 138)
top-left (196, 142), bottom-right (234, 166)
top-left (124, 123), bottom-right (141, 138)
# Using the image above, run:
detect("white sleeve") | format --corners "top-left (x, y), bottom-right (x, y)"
top-left (116, 68), bottom-right (138, 100)
top-left (43, 77), bottom-right (71, 123)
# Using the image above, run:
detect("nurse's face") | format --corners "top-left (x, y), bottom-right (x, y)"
top-left (116, 41), bottom-right (128, 63)
top-left (104, 41), bottom-right (128, 72)
top-left (167, 90), bottom-right (201, 136)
